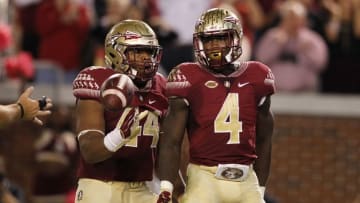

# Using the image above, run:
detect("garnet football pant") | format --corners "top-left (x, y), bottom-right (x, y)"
top-left (179, 163), bottom-right (265, 203)
top-left (75, 178), bottom-right (157, 203)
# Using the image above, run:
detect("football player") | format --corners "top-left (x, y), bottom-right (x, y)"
top-left (73, 19), bottom-right (168, 203)
top-left (157, 8), bottom-right (275, 203)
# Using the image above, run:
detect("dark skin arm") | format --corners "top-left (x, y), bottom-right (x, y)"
top-left (76, 99), bottom-right (114, 164)
top-left (157, 97), bottom-right (188, 202)
top-left (177, 132), bottom-right (190, 196)
top-left (253, 96), bottom-right (274, 187)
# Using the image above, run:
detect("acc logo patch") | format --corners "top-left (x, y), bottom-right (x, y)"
top-left (205, 80), bottom-right (218, 88)
top-left (77, 190), bottom-right (83, 201)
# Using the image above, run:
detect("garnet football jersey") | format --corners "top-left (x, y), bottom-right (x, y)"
top-left (166, 62), bottom-right (275, 166)
top-left (73, 66), bottom-right (168, 181)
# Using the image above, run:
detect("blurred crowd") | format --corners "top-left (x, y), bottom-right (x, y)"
top-left (0, 0), bottom-right (359, 94)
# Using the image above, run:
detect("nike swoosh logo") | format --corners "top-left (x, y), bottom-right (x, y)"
top-left (238, 82), bottom-right (249, 88)
top-left (149, 100), bottom-right (156, 104)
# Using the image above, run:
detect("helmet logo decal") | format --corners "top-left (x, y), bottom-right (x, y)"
top-left (122, 31), bottom-right (142, 40)
top-left (224, 16), bottom-right (239, 25)
top-left (109, 31), bottom-right (142, 42)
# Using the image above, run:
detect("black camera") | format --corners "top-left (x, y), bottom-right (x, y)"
top-left (38, 96), bottom-right (47, 110)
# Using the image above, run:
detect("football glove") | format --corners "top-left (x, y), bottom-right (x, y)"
top-left (157, 180), bottom-right (174, 203)
top-left (104, 107), bottom-right (148, 152)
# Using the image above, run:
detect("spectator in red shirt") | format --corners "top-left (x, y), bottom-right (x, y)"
top-left (35, 0), bottom-right (90, 81)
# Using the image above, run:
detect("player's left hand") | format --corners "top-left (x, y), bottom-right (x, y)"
top-left (157, 180), bottom-right (175, 203)
top-left (157, 191), bottom-right (172, 203)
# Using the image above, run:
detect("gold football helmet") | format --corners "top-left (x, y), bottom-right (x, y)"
top-left (193, 8), bottom-right (243, 71)
top-left (105, 19), bottom-right (162, 85)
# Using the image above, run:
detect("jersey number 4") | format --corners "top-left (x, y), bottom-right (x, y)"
top-left (214, 93), bottom-right (243, 144)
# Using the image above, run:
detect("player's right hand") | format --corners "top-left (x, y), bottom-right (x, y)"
top-left (118, 107), bottom-right (148, 139)
top-left (104, 107), bottom-right (148, 152)
top-left (119, 108), bottom-right (137, 138)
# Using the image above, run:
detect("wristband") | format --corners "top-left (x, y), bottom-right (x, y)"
top-left (17, 103), bottom-right (24, 119)
top-left (260, 186), bottom-right (266, 198)
top-left (160, 180), bottom-right (174, 193)
top-left (103, 128), bottom-right (126, 152)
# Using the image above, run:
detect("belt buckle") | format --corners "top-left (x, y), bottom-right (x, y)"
top-left (215, 164), bottom-right (249, 182)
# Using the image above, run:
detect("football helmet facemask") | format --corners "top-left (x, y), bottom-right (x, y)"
top-left (105, 20), bottom-right (162, 86)
top-left (193, 8), bottom-right (243, 72)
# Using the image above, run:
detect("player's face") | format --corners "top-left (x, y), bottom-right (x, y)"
top-left (125, 47), bottom-right (158, 87)
top-left (126, 47), bottom-right (155, 62)
top-left (201, 33), bottom-right (234, 74)
top-left (202, 34), bottom-right (228, 52)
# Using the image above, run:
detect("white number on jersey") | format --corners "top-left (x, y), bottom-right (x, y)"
top-left (214, 93), bottom-right (243, 144)
top-left (119, 109), bottom-right (159, 148)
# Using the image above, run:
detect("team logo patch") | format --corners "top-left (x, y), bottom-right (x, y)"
top-left (221, 167), bottom-right (244, 180)
top-left (77, 190), bottom-right (83, 201)
top-left (205, 80), bottom-right (218, 88)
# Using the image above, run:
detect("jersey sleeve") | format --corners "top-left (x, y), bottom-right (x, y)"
top-left (250, 61), bottom-right (276, 99)
top-left (166, 64), bottom-right (192, 99)
top-left (72, 66), bottom-right (115, 101)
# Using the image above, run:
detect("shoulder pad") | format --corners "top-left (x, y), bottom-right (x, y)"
top-left (247, 61), bottom-right (275, 86)
top-left (245, 61), bottom-right (275, 96)
top-left (167, 64), bottom-right (189, 82)
top-left (73, 66), bottom-right (115, 100)
top-left (154, 72), bottom-right (167, 84)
